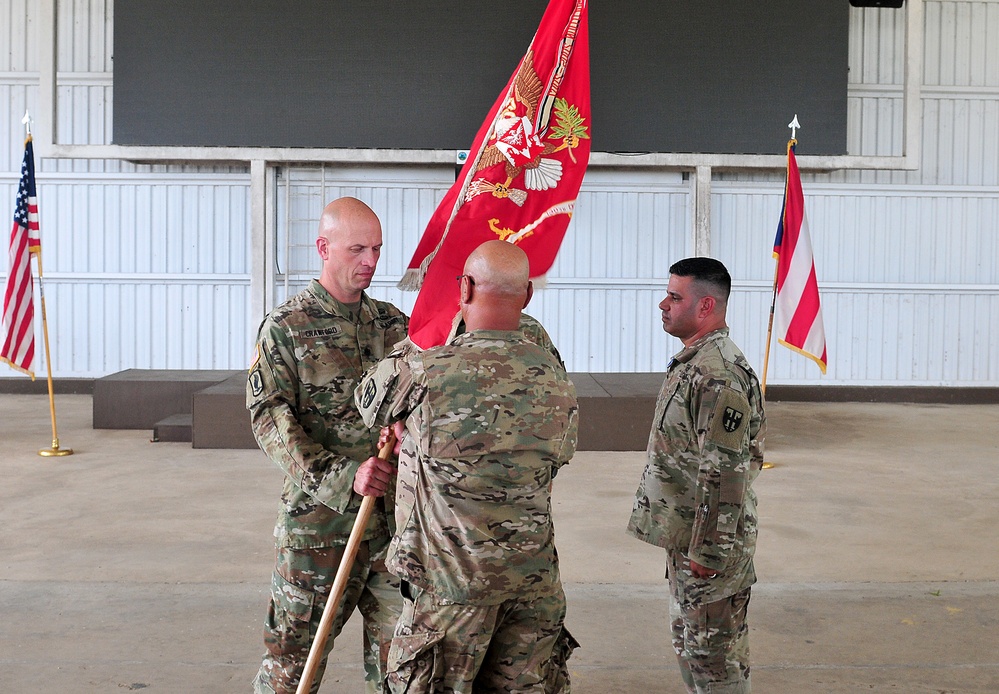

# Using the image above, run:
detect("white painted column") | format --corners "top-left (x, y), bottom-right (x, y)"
top-left (249, 160), bottom-right (268, 326)
top-left (693, 165), bottom-right (712, 256)
top-left (35, 0), bottom-right (58, 152)
top-left (902, 0), bottom-right (923, 168)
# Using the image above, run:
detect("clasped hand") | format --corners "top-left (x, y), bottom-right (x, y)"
top-left (352, 425), bottom-right (399, 497)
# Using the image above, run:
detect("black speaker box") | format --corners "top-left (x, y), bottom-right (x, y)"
top-left (849, 0), bottom-right (905, 7)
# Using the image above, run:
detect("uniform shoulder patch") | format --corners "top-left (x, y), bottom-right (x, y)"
top-left (360, 378), bottom-right (377, 409)
top-left (248, 367), bottom-right (264, 398)
top-left (355, 357), bottom-right (401, 426)
top-left (247, 346), bottom-right (264, 397)
top-left (707, 387), bottom-right (750, 453)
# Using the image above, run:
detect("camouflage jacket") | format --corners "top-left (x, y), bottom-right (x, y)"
top-left (627, 328), bottom-right (766, 601)
top-left (355, 330), bottom-right (578, 605)
top-left (246, 279), bottom-right (408, 549)
top-left (449, 312), bottom-right (566, 374)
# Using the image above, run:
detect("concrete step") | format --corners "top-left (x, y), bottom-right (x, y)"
top-left (93, 369), bottom-right (241, 430)
top-left (192, 372), bottom-right (257, 450)
top-left (152, 413), bottom-right (193, 443)
top-left (93, 370), bottom-right (999, 452)
top-left (573, 373), bottom-right (661, 451)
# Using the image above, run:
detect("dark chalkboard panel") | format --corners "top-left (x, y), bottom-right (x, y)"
top-left (113, 1), bottom-right (848, 155)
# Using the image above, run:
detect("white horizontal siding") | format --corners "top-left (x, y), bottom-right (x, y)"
top-left (715, 179), bottom-right (999, 385)
top-left (0, 170), bottom-right (252, 377)
top-left (529, 171), bottom-right (690, 373)
top-left (40, 279), bottom-right (250, 376)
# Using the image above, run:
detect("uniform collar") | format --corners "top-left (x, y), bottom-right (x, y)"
top-left (668, 327), bottom-right (730, 369)
top-left (307, 279), bottom-right (376, 323)
top-left (454, 328), bottom-right (521, 343)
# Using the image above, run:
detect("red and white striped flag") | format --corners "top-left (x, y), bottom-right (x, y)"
top-left (1, 137), bottom-right (41, 378)
top-left (400, 0), bottom-right (590, 349)
top-left (773, 142), bottom-right (827, 373)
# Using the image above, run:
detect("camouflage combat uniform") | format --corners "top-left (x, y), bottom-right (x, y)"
top-left (356, 329), bottom-right (579, 693)
top-left (247, 279), bottom-right (408, 694)
top-left (627, 328), bottom-right (766, 694)
top-left (449, 312), bottom-right (566, 373)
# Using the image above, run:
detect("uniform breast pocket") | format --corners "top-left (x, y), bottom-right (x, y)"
top-left (299, 345), bottom-right (357, 411)
top-left (657, 382), bottom-right (688, 435)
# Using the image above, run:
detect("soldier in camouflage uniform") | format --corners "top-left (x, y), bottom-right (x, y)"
top-left (246, 197), bottom-right (409, 694)
top-left (356, 240), bottom-right (578, 693)
top-left (449, 311), bottom-right (567, 373)
top-left (627, 257), bottom-right (766, 694)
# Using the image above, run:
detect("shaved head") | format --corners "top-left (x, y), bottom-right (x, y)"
top-left (464, 240), bottom-right (530, 298)
top-left (459, 241), bottom-right (532, 331)
top-left (318, 197), bottom-right (378, 242)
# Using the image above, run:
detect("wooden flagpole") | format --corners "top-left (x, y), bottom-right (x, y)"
top-left (761, 261), bottom-right (779, 397)
top-left (762, 124), bottom-right (800, 397)
top-left (296, 433), bottom-right (396, 694)
top-left (36, 252), bottom-right (72, 457)
top-left (20, 113), bottom-right (71, 458)
top-left (761, 122), bottom-right (800, 470)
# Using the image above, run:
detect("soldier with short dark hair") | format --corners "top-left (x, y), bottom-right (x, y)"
top-left (356, 240), bottom-right (578, 693)
top-left (247, 197), bottom-right (408, 694)
top-left (628, 256), bottom-right (766, 694)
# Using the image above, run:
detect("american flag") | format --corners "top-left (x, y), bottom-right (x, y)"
top-left (1, 138), bottom-right (41, 378)
top-left (773, 142), bottom-right (827, 373)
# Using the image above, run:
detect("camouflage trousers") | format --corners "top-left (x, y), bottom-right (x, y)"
top-left (384, 581), bottom-right (577, 693)
top-left (253, 541), bottom-right (402, 694)
top-left (668, 581), bottom-right (752, 694)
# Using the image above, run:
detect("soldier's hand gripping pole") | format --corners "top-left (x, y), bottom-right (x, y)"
top-left (296, 431), bottom-right (397, 694)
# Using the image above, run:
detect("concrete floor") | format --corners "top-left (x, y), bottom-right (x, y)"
top-left (1, 394), bottom-right (998, 693)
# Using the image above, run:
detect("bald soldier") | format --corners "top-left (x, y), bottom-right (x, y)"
top-left (246, 197), bottom-right (408, 693)
top-left (356, 240), bottom-right (579, 693)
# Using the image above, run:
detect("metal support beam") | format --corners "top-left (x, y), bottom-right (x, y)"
top-left (693, 166), bottom-right (712, 256)
top-left (36, 0), bottom-right (57, 150)
top-left (903, 0), bottom-right (924, 170)
top-left (249, 160), bottom-right (268, 327)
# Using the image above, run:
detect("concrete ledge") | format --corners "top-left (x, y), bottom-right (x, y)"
top-left (79, 370), bottom-right (999, 451)
top-left (153, 414), bottom-right (193, 443)
top-left (0, 378), bottom-right (93, 395)
top-left (192, 373), bottom-right (256, 449)
top-left (766, 384), bottom-right (999, 404)
top-left (92, 369), bottom-right (241, 430)
top-left (571, 373), bottom-right (661, 451)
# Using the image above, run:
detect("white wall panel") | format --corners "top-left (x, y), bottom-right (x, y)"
top-left (272, 165), bottom-right (453, 313)
top-left (715, 179), bottom-right (999, 385)
top-left (40, 278), bottom-right (250, 376)
top-left (521, 171), bottom-right (691, 373)
top-left (0, 171), bottom-right (252, 377)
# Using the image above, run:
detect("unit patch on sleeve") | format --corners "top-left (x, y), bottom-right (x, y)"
top-left (248, 367), bottom-right (264, 398)
top-left (707, 387), bottom-right (750, 452)
top-left (360, 379), bottom-right (377, 409)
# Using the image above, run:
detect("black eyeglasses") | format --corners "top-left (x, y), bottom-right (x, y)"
top-left (455, 274), bottom-right (475, 286)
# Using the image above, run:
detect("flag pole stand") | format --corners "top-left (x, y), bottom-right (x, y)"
top-left (35, 255), bottom-right (72, 457)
